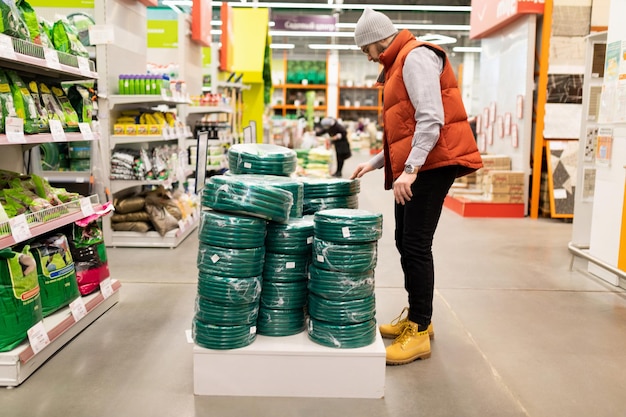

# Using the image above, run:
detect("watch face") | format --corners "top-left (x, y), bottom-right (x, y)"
top-left (404, 164), bottom-right (415, 174)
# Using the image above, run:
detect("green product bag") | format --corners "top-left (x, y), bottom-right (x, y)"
top-left (0, 0), bottom-right (30, 40)
top-left (51, 18), bottom-right (89, 58)
top-left (16, 0), bottom-right (40, 45)
top-left (6, 70), bottom-right (42, 134)
top-left (51, 85), bottom-right (79, 131)
top-left (29, 234), bottom-right (80, 317)
top-left (0, 68), bottom-right (16, 134)
top-left (0, 247), bottom-right (43, 352)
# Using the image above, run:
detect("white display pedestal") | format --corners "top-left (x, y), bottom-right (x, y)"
top-left (193, 330), bottom-right (386, 398)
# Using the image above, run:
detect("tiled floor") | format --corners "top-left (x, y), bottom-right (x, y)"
top-left (3, 152), bottom-right (626, 417)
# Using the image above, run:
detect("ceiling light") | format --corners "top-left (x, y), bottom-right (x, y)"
top-left (270, 43), bottom-right (296, 49)
top-left (308, 44), bottom-right (360, 50)
top-left (270, 30), bottom-right (353, 37)
top-left (452, 46), bottom-right (482, 53)
top-left (417, 34), bottom-right (457, 45)
top-left (228, 2), bottom-right (471, 12)
top-left (336, 22), bottom-right (470, 32)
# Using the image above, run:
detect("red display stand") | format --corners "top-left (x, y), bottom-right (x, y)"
top-left (444, 195), bottom-right (525, 218)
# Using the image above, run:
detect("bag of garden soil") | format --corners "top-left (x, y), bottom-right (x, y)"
top-left (69, 219), bottom-right (109, 295)
top-left (29, 234), bottom-right (80, 317)
top-left (0, 247), bottom-right (42, 352)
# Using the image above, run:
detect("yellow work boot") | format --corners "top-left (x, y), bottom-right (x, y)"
top-left (385, 321), bottom-right (431, 366)
top-left (379, 307), bottom-right (434, 339)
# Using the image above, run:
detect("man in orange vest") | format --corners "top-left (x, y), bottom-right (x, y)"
top-left (351, 8), bottom-right (482, 366)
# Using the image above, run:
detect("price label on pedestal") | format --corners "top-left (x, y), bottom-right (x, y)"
top-left (27, 321), bottom-right (51, 355)
top-left (77, 56), bottom-right (92, 76)
top-left (69, 297), bottom-right (88, 322)
top-left (178, 219), bottom-right (186, 233)
top-left (0, 34), bottom-right (16, 59)
top-left (78, 122), bottom-right (95, 141)
top-left (79, 197), bottom-right (95, 217)
top-left (43, 48), bottom-right (61, 70)
top-left (5, 117), bottom-right (25, 143)
top-left (100, 278), bottom-right (114, 299)
top-left (9, 214), bottom-right (32, 243)
top-left (49, 119), bottom-right (67, 142)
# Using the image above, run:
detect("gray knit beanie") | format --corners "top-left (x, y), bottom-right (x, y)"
top-left (354, 8), bottom-right (398, 48)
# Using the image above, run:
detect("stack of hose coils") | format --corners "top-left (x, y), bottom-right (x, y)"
top-left (202, 175), bottom-right (294, 223)
top-left (258, 216), bottom-right (315, 336)
top-left (225, 173), bottom-right (304, 219)
top-left (299, 177), bottom-right (360, 215)
top-left (193, 210), bottom-right (267, 350)
top-left (307, 209), bottom-right (383, 348)
top-left (228, 143), bottom-right (297, 176)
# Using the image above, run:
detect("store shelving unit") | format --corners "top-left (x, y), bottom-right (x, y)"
top-left (272, 84), bottom-right (328, 118)
top-left (337, 85), bottom-right (382, 124)
top-left (0, 35), bottom-right (119, 387)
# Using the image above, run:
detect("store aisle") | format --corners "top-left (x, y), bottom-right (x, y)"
top-left (3, 151), bottom-right (626, 417)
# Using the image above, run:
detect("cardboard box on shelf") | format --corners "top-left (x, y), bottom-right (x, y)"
top-left (486, 193), bottom-right (525, 203)
top-left (480, 154), bottom-right (512, 170)
top-left (484, 183), bottom-right (525, 194)
top-left (484, 170), bottom-right (525, 185)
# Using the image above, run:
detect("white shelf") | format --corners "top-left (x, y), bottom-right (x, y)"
top-left (0, 131), bottom-right (99, 146)
top-left (109, 216), bottom-right (198, 248)
top-left (109, 179), bottom-right (168, 194)
top-left (0, 280), bottom-right (121, 387)
top-left (41, 171), bottom-right (91, 183)
top-left (186, 106), bottom-right (233, 114)
top-left (106, 94), bottom-right (190, 108)
top-left (110, 134), bottom-right (179, 148)
top-left (193, 329), bottom-right (386, 398)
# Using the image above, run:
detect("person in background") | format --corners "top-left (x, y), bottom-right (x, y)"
top-left (350, 8), bottom-right (482, 365)
top-left (320, 117), bottom-right (352, 177)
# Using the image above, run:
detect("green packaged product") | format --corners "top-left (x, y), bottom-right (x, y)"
top-left (26, 80), bottom-right (49, 132)
top-left (16, 0), bottom-right (40, 44)
top-left (0, 247), bottom-right (43, 352)
top-left (67, 85), bottom-right (93, 123)
top-left (51, 18), bottom-right (89, 57)
top-left (39, 83), bottom-right (67, 128)
top-left (6, 70), bottom-right (42, 134)
top-left (37, 16), bottom-right (53, 49)
top-left (0, 68), bottom-right (16, 134)
top-left (51, 85), bottom-right (79, 131)
top-left (29, 234), bottom-right (80, 317)
top-left (0, 0), bottom-right (30, 40)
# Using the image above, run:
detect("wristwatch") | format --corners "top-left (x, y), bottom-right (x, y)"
top-left (404, 164), bottom-right (418, 174)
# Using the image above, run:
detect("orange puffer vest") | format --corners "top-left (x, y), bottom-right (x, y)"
top-left (379, 30), bottom-right (482, 190)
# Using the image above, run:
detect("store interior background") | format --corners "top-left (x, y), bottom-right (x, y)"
top-left (2, 0), bottom-right (626, 412)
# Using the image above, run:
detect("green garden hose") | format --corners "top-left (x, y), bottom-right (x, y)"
top-left (263, 252), bottom-right (310, 282)
top-left (197, 244), bottom-right (265, 277)
top-left (307, 293), bottom-right (376, 324)
top-left (192, 319), bottom-right (256, 350)
top-left (312, 238), bottom-right (377, 273)
top-left (194, 296), bottom-right (259, 326)
top-left (314, 209), bottom-right (383, 244)
top-left (260, 280), bottom-right (308, 309)
top-left (308, 265), bottom-right (375, 301)
top-left (299, 177), bottom-right (360, 198)
top-left (265, 216), bottom-right (314, 255)
top-left (303, 195), bottom-right (359, 215)
top-left (307, 318), bottom-right (377, 349)
top-left (226, 173), bottom-right (304, 218)
top-left (197, 273), bottom-right (262, 304)
top-left (228, 143), bottom-right (298, 176)
top-left (256, 306), bottom-right (305, 337)
top-left (198, 210), bottom-right (267, 249)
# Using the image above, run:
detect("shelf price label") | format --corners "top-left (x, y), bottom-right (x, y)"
top-left (0, 34), bottom-right (16, 60)
top-left (9, 214), bottom-right (32, 243)
top-left (69, 297), bottom-right (88, 322)
top-left (27, 321), bottom-right (51, 355)
top-left (77, 56), bottom-right (92, 76)
top-left (79, 197), bottom-right (95, 217)
top-left (43, 48), bottom-right (61, 70)
top-left (49, 119), bottom-right (67, 142)
top-left (100, 278), bottom-right (114, 299)
top-left (78, 122), bottom-right (95, 141)
top-left (5, 117), bottom-right (25, 143)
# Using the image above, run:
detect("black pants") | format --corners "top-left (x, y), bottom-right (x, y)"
top-left (394, 165), bottom-right (458, 327)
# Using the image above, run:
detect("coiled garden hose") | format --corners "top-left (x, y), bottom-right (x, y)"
top-left (262, 252), bottom-right (310, 282)
top-left (228, 143), bottom-right (298, 176)
top-left (256, 306), bottom-right (306, 337)
top-left (192, 319), bottom-right (256, 350)
top-left (198, 210), bottom-right (267, 249)
top-left (197, 273), bottom-right (262, 304)
top-left (197, 244), bottom-right (265, 277)
top-left (307, 293), bottom-right (376, 325)
top-left (194, 295), bottom-right (259, 326)
top-left (265, 216), bottom-right (314, 255)
top-left (260, 280), bottom-right (308, 309)
top-left (307, 318), bottom-right (377, 349)
top-left (312, 238), bottom-right (377, 273)
top-left (308, 265), bottom-right (375, 301)
top-left (314, 209), bottom-right (383, 244)
top-left (303, 195), bottom-right (359, 215)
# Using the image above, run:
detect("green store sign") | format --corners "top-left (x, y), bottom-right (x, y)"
top-left (147, 20), bottom-right (178, 49)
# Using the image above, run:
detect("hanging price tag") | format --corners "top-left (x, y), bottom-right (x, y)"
top-left (0, 34), bottom-right (16, 59)
top-left (69, 297), bottom-right (88, 322)
top-left (79, 197), bottom-right (95, 216)
top-left (100, 278), bottom-right (114, 299)
top-left (77, 56), bottom-right (92, 76)
top-left (27, 321), bottom-right (51, 355)
top-left (342, 226), bottom-right (351, 238)
top-left (43, 48), bottom-right (61, 70)
top-left (5, 117), bottom-right (25, 143)
top-left (49, 119), bottom-right (67, 142)
top-left (285, 262), bottom-right (296, 269)
top-left (78, 122), bottom-right (94, 141)
top-left (9, 214), bottom-right (32, 243)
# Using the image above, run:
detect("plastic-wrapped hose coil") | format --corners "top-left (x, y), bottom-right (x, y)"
top-left (265, 216), bottom-right (314, 255)
top-left (198, 210), bottom-right (267, 249)
top-left (308, 265), bottom-right (375, 301)
top-left (312, 238), bottom-right (377, 273)
top-left (303, 195), bottom-right (359, 215)
top-left (225, 174), bottom-right (304, 218)
top-left (197, 244), bottom-right (265, 277)
top-left (197, 273), bottom-right (262, 304)
top-left (202, 175), bottom-right (293, 223)
top-left (308, 293), bottom-right (376, 324)
top-left (307, 318), bottom-right (376, 349)
top-left (263, 252), bottom-right (309, 282)
top-left (256, 306), bottom-right (305, 337)
top-left (192, 319), bottom-right (256, 350)
top-left (314, 209), bottom-right (383, 244)
top-left (195, 296), bottom-right (259, 325)
top-left (260, 280), bottom-right (308, 309)
top-left (228, 143), bottom-right (298, 176)
top-left (299, 177), bottom-right (360, 198)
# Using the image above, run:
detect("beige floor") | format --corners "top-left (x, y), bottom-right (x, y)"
top-left (2, 152), bottom-right (626, 417)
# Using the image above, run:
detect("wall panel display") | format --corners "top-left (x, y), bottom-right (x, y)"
top-left (546, 140), bottom-right (579, 218)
